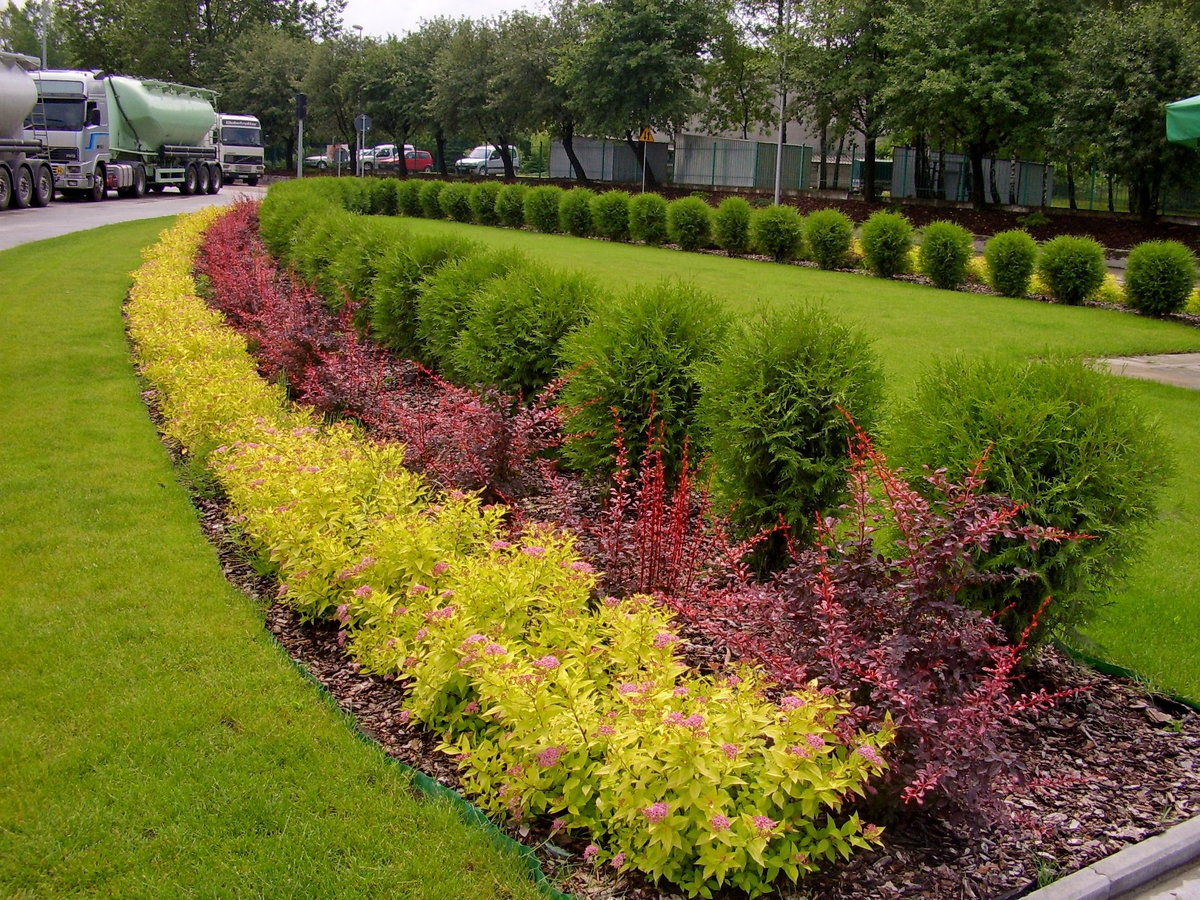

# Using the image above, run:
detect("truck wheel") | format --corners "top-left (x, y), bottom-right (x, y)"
top-left (88, 166), bottom-right (106, 202)
top-left (246, 176), bottom-right (259, 187)
top-left (180, 164), bottom-right (197, 195)
top-left (197, 164), bottom-right (211, 194)
top-left (207, 165), bottom-right (222, 194)
top-left (12, 165), bottom-right (33, 209)
top-left (32, 163), bottom-right (53, 206)
top-left (0, 166), bottom-right (11, 209)
top-left (131, 164), bottom-right (146, 198)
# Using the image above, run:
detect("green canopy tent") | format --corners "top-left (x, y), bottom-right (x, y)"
top-left (1167, 94), bottom-right (1200, 147)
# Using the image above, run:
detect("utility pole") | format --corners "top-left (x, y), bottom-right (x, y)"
top-left (40, 0), bottom-right (49, 68)
top-left (296, 93), bottom-right (306, 179)
top-left (773, 2), bottom-right (790, 206)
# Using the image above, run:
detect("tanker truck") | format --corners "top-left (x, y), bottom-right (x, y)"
top-left (27, 69), bottom-right (222, 200)
top-left (0, 50), bottom-right (54, 210)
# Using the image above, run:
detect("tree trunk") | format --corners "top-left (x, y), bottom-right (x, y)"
top-left (561, 118), bottom-right (589, 183)
top-left (832, 132), bottom-right (845, 190)
top-left (625, 130), bottom-right (658, 188)
top-left (969, 145), bottom-right (987, 209)
top-left (818, 123), bottom-right (828, 189)
top-left (496, 136), bottom-right (516, 179)
top-left (864, 134), bottom-right (877, 202)
top-left (1066, 152), bottom-right (1077, 210)
top-left (435, 129), bottom-right (448, 176)
top-left (1107, 173), bottom-right (1115, 213)
top-left (1136, 176), bottom-right (1158, 224)
top-left (285, 135), bottom-right (295, 173)
top-left (988, 157), bottom-right (1002, 206)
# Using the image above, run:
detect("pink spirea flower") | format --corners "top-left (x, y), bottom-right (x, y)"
top-left (276, 583), bottom-right (289, 599)
top-left (710, 814), bottom-right (731, 832)
top-left (674, 686), bottom-right (689, 697)
top-left (596, 724), bottom-right (615, 737)
top-left (551, 817), bottom-right (567, 832)
top-left (722, 743), bottom-right (740, 760)
top-left (461, 634), bottom-right (487, 648)
top-left (536, 745), bottom-right (565, 768)
top-left (666, 712), bottom-right (686, 726)
top-left (397, 710), bottom-right (411, 724)
top-left (752, 815), bottom-right (776, 835)
top-left (336, 629), bottom-right (347, 647)
top-left (726, 674), bottom-right (742, 686)
top-left (392, 606), bottom-right (407, 617)
top-left (610, 852), bottom-right (626, 870)
top-left (353, 584), bottom-right (373, 599)
top-left (570, 561), bottom-right (594, 573)
top-left (521, 545), bottom-right (546, 558)
top-left (533, 655), bottom-right (560, 670)
top-left (507, 764), bottom-right (524, 777)
top-left (643, 802), bottom-right (670, 823)
top-left (602, 596), bottom-right (620, 607)
top-left (618, 682), bottom-right (639, 695)
top-left (857, 745), bottom-right (885, 766)
top-left (464, 701), bottom-right (479, 714)
top-left (335, 604), bottom-right (350, 624)
top-left (652, 632), bottom-right (677, 649)
top-left (683, 714), bottom-right (705, 729)
top-left (410, 583), bottom-right (428, 594)
top-left (484, 643), bottom-right (506, 656)
top-left (440, 589), bottom-right (455, 599)
top-left (490, 539), bottom-right (513, 551)
top-left (431, 606), bottom-right (455, 620)
top-left (582, 844), bottom-right (599, 863)
top-left (781, 696), bottom-right (805, 710)
top-left (415, 628), bottom-right (429, 640)
top-left (805, 732), bottom-right (826, 749)
top-left (360, 556), bottom-right (376, 567)
top-left (432, 562), bottom-right (449, 576)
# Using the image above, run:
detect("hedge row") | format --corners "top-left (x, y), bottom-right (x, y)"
top-left (129, 208), bottom-right (892, 898)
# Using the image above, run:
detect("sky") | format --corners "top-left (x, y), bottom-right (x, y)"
top-left (342, 0), bottom-right (537, 38)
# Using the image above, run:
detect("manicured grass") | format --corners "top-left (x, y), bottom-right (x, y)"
top-left (398, 218), bottom-right (1200, 700)
top-left (0, 219), bottom-right (546, 899)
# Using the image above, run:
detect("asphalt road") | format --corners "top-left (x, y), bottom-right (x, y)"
top-left (0, 183), bottom-right (267, 253)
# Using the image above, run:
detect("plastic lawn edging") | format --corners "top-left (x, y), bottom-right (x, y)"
top-left (1054, 641), bottom-right (1200, 713)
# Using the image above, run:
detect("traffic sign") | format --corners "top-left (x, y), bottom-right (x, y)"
top-left (354, 113), bottom-right (372, 133)
top-left (638, 126), bottom-right (654, 142)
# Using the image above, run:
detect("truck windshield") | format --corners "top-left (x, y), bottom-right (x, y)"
top-left (221, 126), bottom-right (262, 146)
top-left (25, 99), bottom-right (85, 131)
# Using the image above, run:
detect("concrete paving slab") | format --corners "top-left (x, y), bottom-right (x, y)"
top-left (1103, 354), bottom-right (1200, 391)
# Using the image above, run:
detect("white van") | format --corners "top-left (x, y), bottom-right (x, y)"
top-left (454, 144), bottom-right (519, 176)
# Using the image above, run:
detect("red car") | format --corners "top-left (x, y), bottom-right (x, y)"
top-left (405, 149), bottom-right (434, 173)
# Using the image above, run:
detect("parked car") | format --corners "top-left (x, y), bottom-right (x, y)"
top-left (454, 144), bottom-right (520, 176)
top-left (363, 143), bottom-right (400, 173)
top-left (405, 149), bottom-right (434, 173)
top-left (304, 144), bottom-right (350, 170)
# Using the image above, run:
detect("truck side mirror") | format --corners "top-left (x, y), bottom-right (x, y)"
top-left (86, 106), bottom-right (101, 127)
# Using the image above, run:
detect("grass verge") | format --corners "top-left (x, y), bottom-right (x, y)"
top-left (394, 218), bottom-right (1200, 700)
top-left (0, 218), bottom-right (546, 899)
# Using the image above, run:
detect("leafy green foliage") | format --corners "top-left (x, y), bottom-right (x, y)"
top-left (438, 182), bottom-right (475, 223)
top-left (452, 265), bottom-right (599, 395)
top-left (558, 279), bottom-right (731, 478)
top-left (697, 305), bottom-right (884, 553)
top-left (751, 205), bottom-right (803, 263)
top-left (369, 178), bottom-right (400, 216)
top-left (803, 208), bottom-right (853, 270)
top-left (326, 219), bottom-right (408, 311)
top-left (396, 180), bottom-right (424, 217)
top-left (1036, 235), bottom-right (1106, 306)
top-left (591, 190), bottom-right (631, 241)
top-left (419, 180), bottom-right (448, 219)
top-left (859, 210), bottom-right (913, 278)
top-left (666, 196), bottom-right (712, 251)
top-left (1124, 240), bottom-right (1197, 315)
top-left (713, 196), bottom-right (752, 255)
top-left (416, 249), bottom-right (530, 376)
top-left (891, 355), bottom-right (1173, 642)
top-left (469, 181), bottom-right (503, 226)
top-left (524, 186), bottom-right (563, 233)
top-left (559, 187), bottom-right (596, 237)
top-left (984, 229), bottom-right (1038, 297)
top-left (628, 192), bottom-right (669, 245)
top-left (918, 221), bottom-right (974, 290)
top-left (495, 183), bottom-right (529, 228)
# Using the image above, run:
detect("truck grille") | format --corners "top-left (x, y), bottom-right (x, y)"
top-left (223, 154), bottom-right (261, 165)
top-left (50, 148), bottom-right (79, 162)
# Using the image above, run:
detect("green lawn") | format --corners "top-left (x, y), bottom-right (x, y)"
top-left (0, 219), bottom-right (546, 900)
top-left (401, 218), bottom-right (1200, 700)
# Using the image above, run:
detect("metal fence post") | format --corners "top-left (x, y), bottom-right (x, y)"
top-left (712, 143), bottom-right (717, 187)
top-left (1088, 158), bottom-right (1097, 211)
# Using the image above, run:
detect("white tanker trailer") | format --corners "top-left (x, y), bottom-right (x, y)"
top-left (28, 69), bottom-right (224, 200)
top-left (0, 50), bottom-right (54, 209)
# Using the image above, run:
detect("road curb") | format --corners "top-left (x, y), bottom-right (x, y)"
top-left (1024, 815), bottom-right (1200, 900)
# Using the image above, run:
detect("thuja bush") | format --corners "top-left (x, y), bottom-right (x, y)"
top-left (713, 196), bottom-right (752, 255)
top-left (629, 192), bottom-right (669, 245)
top-left (326, 218), bottom-right (408, 310)
top-left (259, 186), bottom-right (329, 257)
top-left (287, 210), bottom-right (362, 300)
top-left (671, 426), bottom-right (1071, 826)
top-left (891, 354), bottom-right (1172, 642)
top-left (439, 182), bottom-right (474, 223)
top-left (524, 185), bottom-right (563, 233)
top-left (452, 264), bottom-right (600, 395)
top-left (396, 179), bottom-right (424, 217)
top-left (1036, 235), bottom-right (1106, 305)
top-left (697, 305), bottom-right (884, 557)
top-left (751, 205), bottom-right (804, 263)
top-left (559, 187), bottom-right (596, 237)
top-left (666, 196), bottom-right (712, 251)
top-left (984, 229), bottom-right (1038, 297)
top-left (803, 209), bottom-right (853, 271)
top-left (558, 279), bottom-right (732, 478)
top-left (370, 233), bottom-right (479, 357)
top-left (1124, 240), bottom-right (1197, 314)
top-left (495, 183), bottom-right (528, 228)
top-left (369, 177), bottom-right (400, 215)
top-left (859, 210), bottom-right (913, 278)
top-left (918, 221), bottom-right (974, 290)
top-left (469, 180), bottom-right (502, 226)
top-left (416, 249), bottom-right (530, 377)
top-left (591, 190), bottom-right (630, 241)
top-left (419, 180), bottom-right (448, 218)
top-left (336, 178), bottom-right (372, 215)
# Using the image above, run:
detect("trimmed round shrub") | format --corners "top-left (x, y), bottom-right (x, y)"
top-left (629, 192), bottom-right (669, 245)
top-left (803, 208), bottom-right (854, 270)
top-left (592, 190), bottom-right (631, 241)
top-left (416, 248), bottom-right (529, 375)
top-left (339, 178), bottom-right (372, 215)
top-left (667, 196), bottom-right (712, 251)
top-left (559, 187), bottom-right (596, 237)
top-left (524, 186), bottom-right (564, 233)
top-left (419, 180), bottom-right (447, 219)
top-left (396, 179), bottom-right (423, 217)
top-left (470, 181), bottom-right (503, 226)
top-left (369, 177), bottom-right (399, 216)
top-left (891, 355), bottom-right (1172, 643)
top-left (918, 220), bottom-right (974, 290)
top-left (713, 196), bottom-right (753, 255)
top-left (1124, 240), bottom-right (1197, 314)
top-left (859, 210), bottom-right (913, 278)
top-left (438, 182), bottom-right (474, 223)
top-left (1036, 235), bottom-right (1106, 305)
top-left (558, 279), bottom-right (732, 478)
top-left (984, 229), bottom-right (1038, 297)
top-left (288, 211), bottom-right (354, 287)
top-left (495, 183), bottom-right (528, 228)
top-left (697, 304), bottom-right (884, 557)
top-left (751, 205), bottom-right (804, 263)
top-left (326, 217), bottom-right (406, 310)
top-left (370, 233), bottom-right (479, 356)
top-left (452, 264), bottom-right (600, 396)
